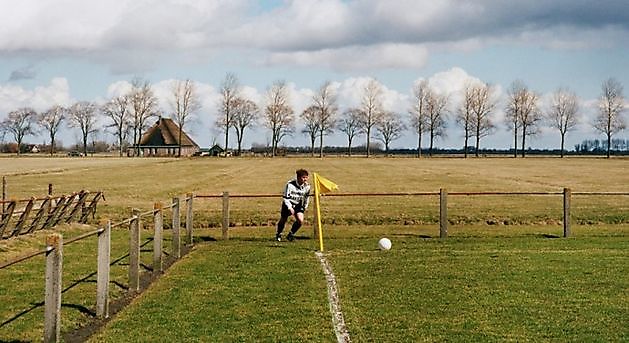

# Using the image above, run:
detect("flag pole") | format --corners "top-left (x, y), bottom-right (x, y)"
top-left (314, 173), bottom-right (325, 252)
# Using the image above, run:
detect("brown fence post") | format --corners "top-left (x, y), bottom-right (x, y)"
top-left (440, 188), bottom-right (448, 239)
top-left (153, 202), bottom-right (163, 273)
top-left (172, 197), bottom-right (180, 259)
top-left (222, 191), bottom-right (229, 240)
top-left (129, 209), bottom-right (140, 293)
top-left (563, 188), bottom-right (571, 238)
top-left (44, 233), bottom-right (62, 343)
top-left (186, 193), bottom-right (193, 245)
top-left (48, 183), bottom-right (53, 196)
top-left (2, 176), bottom-right (6, 213)
top-left (96, 221), bottom-right (111, 318)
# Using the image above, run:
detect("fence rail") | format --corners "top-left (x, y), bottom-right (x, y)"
top-left (1, 189), bottom-right (627, 342)
top-left (0, 193), bottom-right (195, 343)
top-left (0, 190), bottom-right (104, 240)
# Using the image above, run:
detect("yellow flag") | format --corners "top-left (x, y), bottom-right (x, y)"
top-left (313, 173), bottom-right (338, 252)
top-left (315, 173), bottom-right (339, 194)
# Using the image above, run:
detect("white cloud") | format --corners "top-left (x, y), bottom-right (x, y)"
top-left (0, 78), bottom-right (73, 114)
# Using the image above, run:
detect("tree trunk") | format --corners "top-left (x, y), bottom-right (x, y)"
top-left (366, 127), bottom-right (371, 157)
top-left (319, 132), bottom-right (323, 158)
top-left (475, 135), bottom-right (480, 158)
top-left (607, 133), bottom-right (611, 158)
top-left (560, 133), bottom-right (565, 158)
top-left (513, 125), bottom-right (518, 158)
top-left (521, 127), bottom-right (527, 158)
top-left (417, 131), bottom-right (422, 158)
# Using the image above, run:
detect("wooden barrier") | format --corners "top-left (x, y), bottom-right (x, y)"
top-left (440, 189), bottom-right (448, 239)
top-left (1, 192), bottom-right (195, 342)
top-left (0, 191), bottom-right (103, 240)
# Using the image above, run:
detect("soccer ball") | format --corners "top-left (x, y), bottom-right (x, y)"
top-left (378, 237), bottom-right (392, 250)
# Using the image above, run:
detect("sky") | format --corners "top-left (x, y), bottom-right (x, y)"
top-left (0, 0), bottom-right (628, 151)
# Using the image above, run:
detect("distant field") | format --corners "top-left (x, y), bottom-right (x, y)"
top-left (2, 156), bottom-right (627, 226)
top-left (0, 156), bottom-right (628, 341)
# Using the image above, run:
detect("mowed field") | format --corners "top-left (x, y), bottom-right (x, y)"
top-left (0, 156), bottom-right (628, 342)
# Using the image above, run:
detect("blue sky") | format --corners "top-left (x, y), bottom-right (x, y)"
top-left (1, 0), bottom-right (628, 150)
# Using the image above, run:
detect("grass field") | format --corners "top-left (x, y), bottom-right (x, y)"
top-left (0, 156), bottom-right (628, 341)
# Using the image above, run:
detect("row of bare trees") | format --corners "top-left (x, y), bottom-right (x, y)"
top-left (0, 78), bottom-right (199, 157)
top-left (1, 75), bottom-right (626, 158)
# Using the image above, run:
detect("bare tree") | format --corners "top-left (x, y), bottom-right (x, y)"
top-left (594, 78), bottom-right (626, 158)
top-left (171, 79), bottom-right (200, 157)
top-left (68, 101), bottom-right (99, 156)
top-left (409, 80), bottom-right (429, 158)
top-left (425, 90), bottom-right (448, 156)
top-left (505, 80), bottom-right (539, 157)
top-left (217, 73), bottom-right (240, 152)
top-left (129, 78), bottom-right (158, 155)
top-left (1, 108), bottom-right (36, 155)
top-left (547, 88), bottom-right (580, 157)
top-left (519, 91), bottom-right (541, 158)
top-left (338, 108), bottom-right (363, 156)
top-left (358, 78), bottom-right (384, 157)
top-left (376, 111), bottom-right (406, 153)
top-left (232, 97), bottom-right (258, 156)
top-left (301, 105), bottom-right (320, 156)
top-left (312, 81), bottom-right (338, 157)
top-left (470, 83), bottom-right (496, 157)
top-left (38, 105), bottom-right (65, 155)
top-left (456, 84), bottom-right (474, 158)
top-left (263, 80), bottom-right (294, 157)
top-left (102, 96), bottom-right (131, 157)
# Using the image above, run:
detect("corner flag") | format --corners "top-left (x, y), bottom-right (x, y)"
top-left (313, 173), bottom-right (338, 251)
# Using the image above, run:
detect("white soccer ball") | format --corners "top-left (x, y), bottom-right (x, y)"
top-left (378, 237), bottom-right (392, 250)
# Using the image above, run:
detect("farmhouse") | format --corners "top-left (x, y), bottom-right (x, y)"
top-left (128, 117), bottom-right (200, 157)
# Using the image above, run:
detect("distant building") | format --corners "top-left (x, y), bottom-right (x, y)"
top-left (128, 117), bottom-right (199, 157)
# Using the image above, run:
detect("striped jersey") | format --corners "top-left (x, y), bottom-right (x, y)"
top-left (282, 178), bottom-right (311, 209)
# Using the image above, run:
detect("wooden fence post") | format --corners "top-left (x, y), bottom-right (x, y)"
top-left (440, 188), bottom-right (448, 239)
top-left (563, 188), bottom-right (571, 238)
top-left (186, 193), bottom-right (193, 245)
top-left (172, 197), bottom-right (180, 259)
top-left (153, 202), bottom-right (163, 273)
top-left (222, 192), bottom-right (229, 240)
top-left (96, 221), bottom-right (111, 318)
top-left (2, 176), bottom-right (6, 213)
top-left (44, 233), bottom-right (62, 343)
top-left (129, 209), bottom-right (140, 293)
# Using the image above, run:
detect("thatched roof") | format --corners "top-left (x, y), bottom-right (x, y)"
top-left (139, 117), bottom-right (198, 147)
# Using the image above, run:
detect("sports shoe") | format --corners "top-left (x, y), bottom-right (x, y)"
top-left (286, 232), bottom-right (295, 242)
top-left (275, 234), bottom-right (282, 242)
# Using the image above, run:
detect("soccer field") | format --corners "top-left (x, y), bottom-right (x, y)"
top-left (87, 225), bottom-right (629, 342)
top-left (0, 156), bottom-right (628, 341)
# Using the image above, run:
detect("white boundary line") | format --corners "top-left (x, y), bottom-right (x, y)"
top-left (315, 251), bottom-right (351, 343)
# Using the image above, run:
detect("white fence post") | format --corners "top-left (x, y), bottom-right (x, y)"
top-left (129, 209), bottom-right (140, 293)
top-left (222, 192), bottom-right (229, 240)
top-left (153, 202), bottom-right (163, 273)
top-left (440, 188), bottom-right (448, 239)
top-left (186, 193), bottom-right (194, 245)
top-left (96, 221), bottom-right (111, 318)
top-left (44, 233), bottom-right (62, 343)
top-left (172, 197), bottom-right (180, 259)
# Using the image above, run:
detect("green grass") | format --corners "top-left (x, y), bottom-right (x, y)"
top-left (89, 225), bottom-right (629, 342)
top-left (0, 156), bottom-right (628, 341)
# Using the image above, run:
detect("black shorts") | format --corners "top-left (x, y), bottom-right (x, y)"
top-left (281, 203), bottom-right (305, 217)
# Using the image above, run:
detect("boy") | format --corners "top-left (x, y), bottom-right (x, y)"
top-left (276, 169), bottom-right (310, 241)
